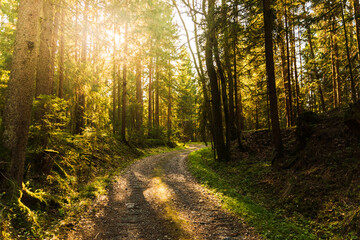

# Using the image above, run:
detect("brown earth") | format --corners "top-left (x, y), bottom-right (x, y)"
top-left (66, 145), bottom-right (260, 240)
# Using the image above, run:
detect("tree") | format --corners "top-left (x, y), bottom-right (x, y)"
top-left (2, 0), bottom-right (42, 187)
top-left (205, 0), bottom-right (229, 162)
top-left (262, 0), bottom-right (283, 160)
top-left (35, 0), bottom-right (55, 97)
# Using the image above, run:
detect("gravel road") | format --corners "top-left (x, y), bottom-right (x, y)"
top-left (67, 145), bottom-right (260, 240)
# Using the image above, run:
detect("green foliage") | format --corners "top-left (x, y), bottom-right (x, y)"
top-left (29, 95), bottom-right (69, 150)
top-left (0, 0), bottom-right (17, 70)
top-left (188, 148), bottom-right (317, 240)
top-left (0, 70), bottom-right (9, 120)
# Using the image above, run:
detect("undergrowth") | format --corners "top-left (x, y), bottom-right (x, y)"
top-left (0, 131), bottom-right (181, 239)
top-left (188, 148), bottom-right (318, 240)
top-left (188, 145), bottom-right (360, 239)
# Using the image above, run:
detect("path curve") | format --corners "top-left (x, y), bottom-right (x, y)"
top-left (67, 145), bottom-right (259, 240)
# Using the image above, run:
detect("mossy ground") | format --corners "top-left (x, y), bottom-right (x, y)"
top-left (188, 109), bottom-right (360, 239)
top-left (0, 132), bottom-right (183, 239)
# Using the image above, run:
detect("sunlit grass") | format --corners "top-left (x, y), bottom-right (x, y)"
top-left (188, 148), bottom-right (316, 240)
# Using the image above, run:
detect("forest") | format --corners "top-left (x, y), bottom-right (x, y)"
top-left (1, 0), bottom-right (360, 239)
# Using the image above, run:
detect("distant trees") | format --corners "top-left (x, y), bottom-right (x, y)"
top-left (0, 0), bottom-right (200, 190)
top-left (2, 0), bottom-right (360, 187)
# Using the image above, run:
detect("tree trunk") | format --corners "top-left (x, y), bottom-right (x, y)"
top-left (205, 0), bottom-right (229, 162)
top-left (35, 0), bottom-right (54, 96)
top-left (306, 21), bottom-right (326, 112)
top-left (279, 31), bottom-right (292, 127)
top-left (49, 4), bottom-right (59, 95)
top-left (233, 0), bottom-right (243, 147)
top-left (74, 0), bottom-right (88, 135)
top-left (330, 20), bottom-right (338, 108)
top-left (262, 0), bottom-right (283, 160)
top-left (121, 15), bottom-right (128, 142)
top-left (112, 24), bottom-right (117, 134)
top-left (2, 0), bottom-right (42, 187)
top-left (148, 57), bottom-right (153, 136)
top-left (135, 56), bottom-right (143, 134)
top-left (341, 2), bottom-right (357, 102)
top-left (214, 39), bottom-right (231, 155)
top-left (222, 0), bottom-right (237, 141)
top-left (154, 56), bottom-right (160, 133)
top-left (58, 7), bottom-right (65, 99)
top-left (353, 0), bottom-right (360, 60)
top-left (167, 81), bottom-right (172, 142)
top-left (291, 23), bottom-right (300, 118)
top-left (284, 3), bottom-right (293, 125)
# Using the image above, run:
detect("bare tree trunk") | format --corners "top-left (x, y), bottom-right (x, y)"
top-left (35, 0), bottom-right (54, 96)
top-left (330, 21), bottom-right (338, 108)
top-left (341, 2), bottom-right (357, 102)
top-left (135, 56), bottom-right (143, 134)
top-left (112, 24), bottom-right (117, 134)
top-left (279, 32), bottom-right (292, 127)
top-left (49, 4), bottom-right (59, 95)
top-left (233, 0), bottom-right (243, 148)
top-left (2, 0), bottom-right (42, 187)
top-left (284, 2), bottom-right (293, 125)
top-left (58, 6), bottom-right (65, 99)
top-left (205, 0), bottom-right (229, 162)
top-left (74, 0), bottom-right (88, 134)
top-left (353, 0), bottom-right (360, 56)
top-left (222, 0), bottom-right (237, 141)
top-left (167, 80), bottom-right (172, 142)
top-left (291, 22), bottom-right (300, 118)
top-left (121, 11), bottom-right (128, 142)
top-left (148, 56), bottom-right (153, 136)
top-left (262, 0), bottom-right (283, 161)
top-left (154, 56), bottom-right (160, 133)
top-left (214, 39), bottom-right (231, 155)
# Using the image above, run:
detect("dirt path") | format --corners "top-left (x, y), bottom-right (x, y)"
top-left (67, 146), bottom-right (260, 240)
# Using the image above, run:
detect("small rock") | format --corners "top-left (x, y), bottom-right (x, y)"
top-left (125, 203), bottom-right (135, 209)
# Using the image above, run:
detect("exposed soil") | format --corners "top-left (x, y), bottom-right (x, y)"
top-left (67, 145), bottom-right (260, 240)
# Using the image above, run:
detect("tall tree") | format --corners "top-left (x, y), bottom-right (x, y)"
top-left (74, 0), bottom-right (88, 134)
top-left (121, 1), bottom-right (128, 142)
top-left (35, 0), bottom-right (54, 96)
top-left (2, 0), bottom-right (42, 187)
top-left (262, 0), bottom-right (283, 160)
top-left (205, 0), bottom-right (229, 162)
top-left (58, 6), bottom-right (65, 99)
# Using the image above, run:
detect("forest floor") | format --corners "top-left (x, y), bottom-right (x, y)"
top-left (66, 145), bottom-right (260, 240)
top-left (188, 107), bottom-right (360, 239)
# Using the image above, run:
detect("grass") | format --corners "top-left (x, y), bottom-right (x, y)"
top-left (187, 148), bottom-right (317, 240)
top-left (0, 134), bottom-right (185, 240)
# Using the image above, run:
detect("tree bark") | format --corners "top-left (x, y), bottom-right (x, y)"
top-left (135, 56), bottom-right (143, 134)
top-left (49, 3), bottom-right (59, 95)
top-left (214, 39), bottom-right (231, 155)
top-left (353, 0), bottom-right (360, 57)
top-left (284, 2), bottom-right (293, 125)
top-left (341, 2), bottom-right (357, 102)
top-left (262, 0), bottom-right (283, 160)
top-left (112, 24), bottom-right (117, 134)
top-left (2, 0), bottom-right (42, 187)
top-left (121, 13), bottom-right (128, 142)
top-left (154, 56), bottom-right (160, 133)
top-left (74, 0), bottom-right (88, 135)
top-left (35, 0), bottom-right (54, 96)
top-left (222, 0), bottom-right (237, 141)
top-left (58, 7), bottom-right (65, 99)
top-left (148, 56), bottom-right (153, 136)
top-left (205, 0), bottom-right (229, 162)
